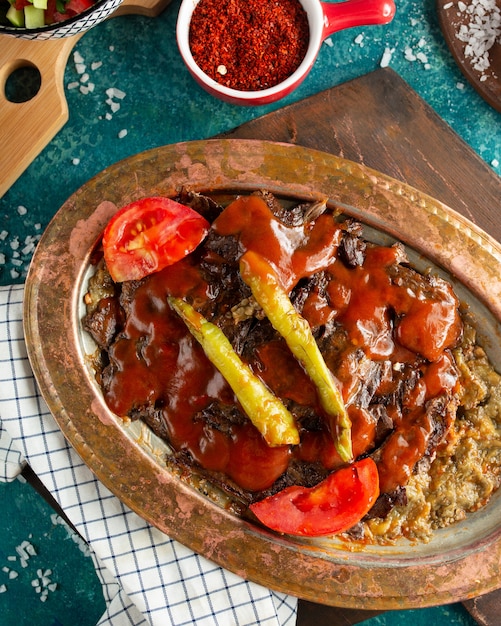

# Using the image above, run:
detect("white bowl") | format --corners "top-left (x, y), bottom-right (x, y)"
top-left (176, 0), bottom-right (396, 106)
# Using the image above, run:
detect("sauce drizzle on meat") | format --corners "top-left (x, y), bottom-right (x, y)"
top-left (84, 191), bottom-right (466, 521)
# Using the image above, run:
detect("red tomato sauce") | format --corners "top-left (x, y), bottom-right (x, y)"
top-left (102, 195), bottom-right (463, 494)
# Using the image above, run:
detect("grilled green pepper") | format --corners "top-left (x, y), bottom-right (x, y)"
top-left (239, 250), bottom-right (353, 462)
top-left (168, 296), bottom-right (300, 447)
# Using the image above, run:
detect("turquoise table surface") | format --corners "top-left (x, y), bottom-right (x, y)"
top-left (0, 0), bottom-right (499, 623)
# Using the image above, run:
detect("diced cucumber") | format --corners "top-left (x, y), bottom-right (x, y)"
top-left (32, 0), bottom-right (47, 10)
top-left (6, 5), bottom-right (25, 26)
top-left (24, 4), bottom-right (45, 28)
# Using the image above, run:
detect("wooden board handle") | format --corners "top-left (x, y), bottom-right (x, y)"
top-left (0, 0), bottom-right (172, 199)
top-left (0, 37), bottom-right (79, 199)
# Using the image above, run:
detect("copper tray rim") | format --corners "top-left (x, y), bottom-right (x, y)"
top-left (23, 138), bottom-right (501, 610)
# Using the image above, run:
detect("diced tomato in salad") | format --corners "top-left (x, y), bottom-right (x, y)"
top-left (4, 0), bottom-right (94, 27)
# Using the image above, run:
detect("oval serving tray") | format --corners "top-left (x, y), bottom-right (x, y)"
top-left (24, 139), bottom-right (501, 610)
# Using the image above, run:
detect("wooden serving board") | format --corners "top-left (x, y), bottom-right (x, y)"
top-left (223, 67), bottom-right (501, 626)
top-left (0, 0), bottom-right (171, 199)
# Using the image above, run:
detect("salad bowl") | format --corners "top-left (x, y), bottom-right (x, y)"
top-left (0, 0), bottom-right (123, 39)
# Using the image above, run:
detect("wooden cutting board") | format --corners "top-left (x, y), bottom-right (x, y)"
top-left (224, 67), bottom-right (501, 626)
top-left (0, 0), bottom-right (171, 199)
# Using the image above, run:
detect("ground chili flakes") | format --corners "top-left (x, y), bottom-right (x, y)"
top-left (188, 0), bottom-right (310, 92)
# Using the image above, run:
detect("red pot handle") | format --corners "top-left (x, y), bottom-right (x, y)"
top-left (321, 0), bottom-right (396, 39)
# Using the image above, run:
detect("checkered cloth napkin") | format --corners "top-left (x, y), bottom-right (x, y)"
top-left (0, 284), bottom-right (298, 626)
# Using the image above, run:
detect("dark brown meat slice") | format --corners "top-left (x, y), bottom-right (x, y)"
top-left (364, 486), bottom-right (408, 520)
top-left (176, 188), bottom-right (224, 223)
top-left (193, 400), bottom-right (248, 435)
top-left (131, 404), bottom-right (170, 442)
top-left (83, 297), bottom-right (124, 349)
top-left (338, 221), bottom-right (367, 267)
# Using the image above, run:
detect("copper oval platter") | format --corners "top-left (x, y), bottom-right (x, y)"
top-left (23, 139), bottom-right (501, 610)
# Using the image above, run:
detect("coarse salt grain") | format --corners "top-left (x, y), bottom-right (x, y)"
top-left (492, 158), bottom-right (499, 167)
top-left (22, 243), bottom-right (35, 255)
top-left (91, 61), bottom-right (103, 70)
top-left (72, 158), bottom-right (81, 165)
top-left (404, 46), bottom-right (417, 61)
top-left (380, 47), bottom-right (395, 67)
top-left (68, 81), bottom-right (80, 90)
top-left (118, 129), bottom-right (128, 139)
top-left (106, 87), bottom-right (126, 100)
top-left (324, 37), bottom-right (333, 47)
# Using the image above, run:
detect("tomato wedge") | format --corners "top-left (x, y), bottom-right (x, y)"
top-left (102, 197), bottom-right (210, 282)
top-left (249, 457), bottom-right (379, 536)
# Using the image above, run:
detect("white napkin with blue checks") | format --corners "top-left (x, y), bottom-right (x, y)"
top-left (0, 283), bottom-right (297, 626)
